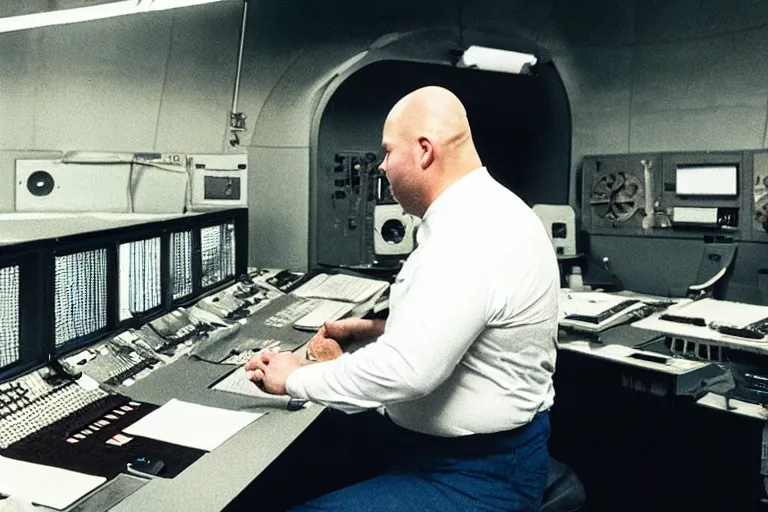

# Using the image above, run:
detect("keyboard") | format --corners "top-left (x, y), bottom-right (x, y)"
top-left (0, 371), bottom-right (111, 448)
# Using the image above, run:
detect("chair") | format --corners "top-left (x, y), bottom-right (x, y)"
top-left (539, 457), bottom-right (586, 512)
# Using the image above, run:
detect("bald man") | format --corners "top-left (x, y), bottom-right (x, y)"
top-left (246, 86), bottom-right (559, 511)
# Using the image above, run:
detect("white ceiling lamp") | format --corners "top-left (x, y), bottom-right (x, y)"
top-left (456, 45), bottom-right (538, 75)
top-left (0, 0), bottom-right (229, 34)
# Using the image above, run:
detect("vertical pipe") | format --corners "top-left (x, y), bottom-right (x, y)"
top-left (231, 1), bottom-right (248, 115)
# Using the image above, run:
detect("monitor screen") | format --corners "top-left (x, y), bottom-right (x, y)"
top-left (170, 230), bottom-right (194, 300)
top-left (0, 265), bottom-right (20, 368)
top-left (200, 222), bottom-right (236, 288)
top-left (676, 164), bottom-right (738, 196)
top-left (119, 237), bottom-right (162, 320)
top-left (54, 249), bottom-right (108, 347)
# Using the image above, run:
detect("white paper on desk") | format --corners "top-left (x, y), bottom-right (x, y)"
top-left (558, 290), bottom-right (639, 318)
top-left (672, 298), bottom-right (768, 327)
top-left (0, 455), bottom-right (106, 510)
top-left (212, 367), bottom-right (291, 404)
top-left (292, 273), bottom-right (388, 303)
top-left (123, 398), bottom-right (263, 452)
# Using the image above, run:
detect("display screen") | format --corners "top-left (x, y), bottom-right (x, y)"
top-left (170, 230), bottom-right (194, 300)
top-left (0, 265), bottom-right (20, 367)
top-left (119, 237), bottom-right (162, 320)
top-left (54, 249), bottom-right (108, 346)
top-left (676, 164), bottom-right (738, 196)
top-left (200, 222), bottom-right (236, 288)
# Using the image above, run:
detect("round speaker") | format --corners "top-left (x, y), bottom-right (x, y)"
top-left (27, 170), bottom-right (55, 196)
top-left (381, 219), bottom-right (406, 244)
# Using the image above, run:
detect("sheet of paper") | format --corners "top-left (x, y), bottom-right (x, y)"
top-left (292, 299), bottom-right (356, 331)
top-left (212, 367), bottom-right (291, 405)
top-left (673, 298), bottom-right (768, 327)
top-left (123, 398), bottom-right (263, 452)
top-left (558, 290), bottom-right (638, 318)
top-left (292, 273), bottom-right (388, 303)
top-left (0, 455), bottom-right (106, 510)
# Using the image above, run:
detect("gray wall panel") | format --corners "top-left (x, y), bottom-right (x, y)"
top-left (635, 0), bottom-right (768, 43)
top-left (543, 0), bottom-right (636, 48)
top-left (463, 0), bottom-right (554, 41)
top-left (0, 31), bottom-right (37, 150)
top-left (631, 30), bottom-right (768, 115)
top-left (33, 13), bottom-right (171, 152)
top-left (154, 2), bottom-right (242, 153)
top-left (630, 107), bottom-right (766, 153)
top-left (247, 146), bottom-right (309, 270)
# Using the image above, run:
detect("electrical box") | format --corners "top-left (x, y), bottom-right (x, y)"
top-left (189, 153), bottom-right (248, 211)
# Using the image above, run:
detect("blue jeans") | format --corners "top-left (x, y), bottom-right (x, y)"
top-left (290, 412), bottom-right (550, 512)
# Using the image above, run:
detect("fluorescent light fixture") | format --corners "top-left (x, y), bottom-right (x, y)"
top-left (0, 0), bottom-right (228, 34)
top-left (457, 45), bottom-right (538, 74)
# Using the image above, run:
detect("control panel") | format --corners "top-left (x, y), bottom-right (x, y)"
top-left (582, 150), bottom-right (760, 240)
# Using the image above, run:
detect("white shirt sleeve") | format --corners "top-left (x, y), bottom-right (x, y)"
top-left (285, 243), bottom-right (490, 413)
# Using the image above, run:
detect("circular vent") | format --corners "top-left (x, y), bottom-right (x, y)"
top-left (27, 170), bottom-right (55, 197)
top-left (589, 172), bottom-right (643, 223)
top-left (380, 219), bottom-right (406, 244)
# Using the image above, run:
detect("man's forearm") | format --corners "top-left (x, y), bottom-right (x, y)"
top-left (330, 317), bottom-right (385, 346)
top-left (351, 318), bottom-right (386, 341)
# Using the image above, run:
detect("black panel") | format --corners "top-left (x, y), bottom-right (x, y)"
top-left (204, 176), bottom-right (241, 200)
top-left (0, 208), bottom-right (248, 380)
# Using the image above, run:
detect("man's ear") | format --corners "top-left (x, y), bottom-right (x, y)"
top-left (419, 137), bottom-right (434, 169)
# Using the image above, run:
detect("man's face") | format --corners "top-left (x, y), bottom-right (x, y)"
top-left (379, 120), bottom-right (420, 215)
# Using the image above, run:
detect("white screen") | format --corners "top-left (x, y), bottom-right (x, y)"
top-left (675, 165), bottom-right (737, 196)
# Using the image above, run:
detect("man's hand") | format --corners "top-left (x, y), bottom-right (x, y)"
top-left (307, 324), bottom-right (343, 361)
top-left (244, 350), bottom-right (302, 395)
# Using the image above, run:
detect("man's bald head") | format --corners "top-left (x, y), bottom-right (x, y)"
top-left (380, 86), bottom-right (482, 217)
top-left (385, 86), bottom-right (473, 154)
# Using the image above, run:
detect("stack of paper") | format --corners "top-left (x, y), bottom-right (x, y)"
top-left (292, 274), bottom-right (388, 304)
top-left (0, 456), bottom-right (106, 510)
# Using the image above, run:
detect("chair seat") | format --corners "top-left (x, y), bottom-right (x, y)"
top-left (539, 457), bottom-right (586, 512)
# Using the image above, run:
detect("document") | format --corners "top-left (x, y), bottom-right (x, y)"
top-left (292, 299), bottom-right (356, 331)
top-left (671, 298), bottom-right (768, 327)
top-left (0, 455), bottom-right (106, 510)
top-left (123, 398), bottom-right (263, 452)
top-left (633, 298), bottom-right (768, 341)
top-left (292, 273), bottom-right (388, 303)
top-left (212, 366), bottom-right (288, 399)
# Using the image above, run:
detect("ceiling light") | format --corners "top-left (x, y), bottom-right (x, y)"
top-left (0, 0), bottom-right (229, 34)
top-left (456, 46), bottom-right (538, 75)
